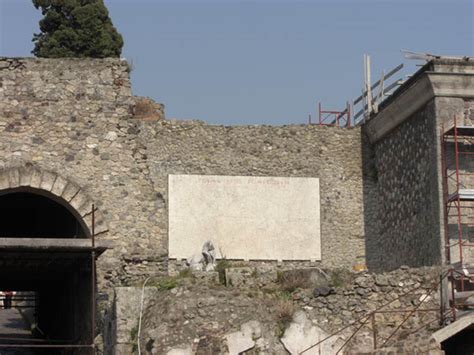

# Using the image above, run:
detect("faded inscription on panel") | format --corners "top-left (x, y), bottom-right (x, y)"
top-left (168, 175), bottom-right (320, 261)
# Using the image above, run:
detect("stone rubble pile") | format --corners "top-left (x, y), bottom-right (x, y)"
top-left (110, 266), bottom-right (443, 354)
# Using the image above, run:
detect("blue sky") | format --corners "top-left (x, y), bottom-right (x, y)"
top-left (0, 0), bottom-right (473, 125)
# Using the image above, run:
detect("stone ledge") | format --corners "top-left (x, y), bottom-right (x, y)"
top-left (365, 63), bottom-right (474, 143)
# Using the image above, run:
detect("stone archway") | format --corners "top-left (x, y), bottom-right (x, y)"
top-left (0, 165), bottom-right (107, 237)
top-left (0, 165), bottom-right (109, 352)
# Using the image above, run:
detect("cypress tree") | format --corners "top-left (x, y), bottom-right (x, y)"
top-left (32, 0), bottom-right (123, 58)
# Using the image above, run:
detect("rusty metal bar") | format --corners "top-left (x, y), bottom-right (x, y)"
top-left (347, 102), bottom-right (351, 127)
top-left (453, 118), bottom-right (465, 271)
top-left (377, 279), bottom-right (440, 348)
top-left (450, 269), bottom-right (456, 322)
top-left (335, 315), bottom-right (371, 355)
top-left (317, 101), bottom-right (350, 127)
top-left (373, 308), bottom-right (439, 314)
top-left (440, 273), bottom-right (444, 324)
top-left (404, 311), bottom-right (449, 338)
top-left (300, 272), bottom-right (447, 354)
top-left (371, 313), bottom-right (377, 349)
top-left (318, 102), bottom-right (322, 125)
top-left (441, 125), bottom-right (452, 265)
top-left (91, 203), bottom-right (96, 355)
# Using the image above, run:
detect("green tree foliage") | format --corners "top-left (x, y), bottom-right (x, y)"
top-left (32, 0), bottom-right (123, 58)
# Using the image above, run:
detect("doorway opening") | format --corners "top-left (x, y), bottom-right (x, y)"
top-left (0, 188), bottom-right (104, 354)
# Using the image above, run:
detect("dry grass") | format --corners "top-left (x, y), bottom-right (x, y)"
top-left (277, 271), bottom-right (311, 293)
top-left (276, 300), bottom-right (295, 337)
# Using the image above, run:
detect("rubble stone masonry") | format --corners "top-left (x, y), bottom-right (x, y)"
top-left (0, 57), bottom-right (371, 287)
top-left (368, 101), bottom-right (441, 270)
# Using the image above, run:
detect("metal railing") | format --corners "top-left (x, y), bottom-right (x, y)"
top-left (300, 271), bottom-right (452, 354)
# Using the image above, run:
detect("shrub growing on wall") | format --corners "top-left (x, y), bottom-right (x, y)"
top-left (32, 0), bottom-right (123, 58)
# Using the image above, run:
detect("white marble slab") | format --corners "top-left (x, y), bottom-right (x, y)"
top-left (168, 174), bottom-right (321, 261)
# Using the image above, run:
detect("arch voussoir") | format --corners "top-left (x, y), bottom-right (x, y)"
top-left (83, 212), bottom-right (108, 236)
top-left (76, 197), bottom-right (94, 218)
top-left (18, 166), bottom-right (34, 187)
top-left (0, 166), bottom-right (108, 238)
top-left (39, 171), bottom-right (57, 192)
top-left (61, 182), bottom-right (81, 202)
top-left (51, 175), bottom-right (68, 197)
top-left (8, 168), bottom-right (20, 188)
top-left (0, 170), bottom-right (10, 190)
top-left (29, 168), bottom-right (43, 189)
top-left (70, 190), bottom-right (89, 212)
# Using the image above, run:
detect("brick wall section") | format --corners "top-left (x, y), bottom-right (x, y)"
top-left (367, 100), bottom-right (442, 270)
top-left (0, 57), bottom-right (370, 287)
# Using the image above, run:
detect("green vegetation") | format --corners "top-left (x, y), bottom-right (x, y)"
top-left (146, 269), bottom-right (194, 291)
top-left (277, 270), bottom-right (310, 293)
top-left (178, 268), bottom-right (193, 279)
top-left (251, 267), bottom-right (259, 278)
top-left (130, 323), bottom-right (138, 353)
top-left (155, 277), bottom-right (178, 291)
top-left (32, 0), bottom-right (123, 58)
top-left (215, 258), bottom-right (231, 285)
top-left (275, 300), bottom-right (295, 338)
top-left (329, 268), bottom-right (353, 288)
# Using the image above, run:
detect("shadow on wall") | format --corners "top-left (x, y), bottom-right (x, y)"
top-left (361, 131), bottom-right (382, 271)
top-left (361, 101), bottom-right (442, 272)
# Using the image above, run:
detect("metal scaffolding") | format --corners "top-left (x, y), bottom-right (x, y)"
top-left (308, 102), bottom-right (351, 127)
top-left (442, 118), bottom-right (474, 321)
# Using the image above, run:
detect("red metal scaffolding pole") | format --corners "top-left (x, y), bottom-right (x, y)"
top-left (315, 101), bottom-right (351, 127)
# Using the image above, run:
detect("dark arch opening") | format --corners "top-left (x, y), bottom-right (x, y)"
top-left (0, 189), bottom-right (95, 354)
top-left (441, 326), bottom-right (474, 354)
top-left (0, 188), bottom-right (89, 238)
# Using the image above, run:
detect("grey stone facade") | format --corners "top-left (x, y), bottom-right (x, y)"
top-left (0, 57), bottom-right (369, 288)
top-left (364, 59), bottom-right (474, 271)
top-left (2, 57), bottom-right (473, 276)
top-left (112, 266), bottom-right (442, 354)
top-left (367, 101), bottom-right (441, 270)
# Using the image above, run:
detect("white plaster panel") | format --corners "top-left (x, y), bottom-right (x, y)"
top-left (168, 175), bottom-right (320, 261)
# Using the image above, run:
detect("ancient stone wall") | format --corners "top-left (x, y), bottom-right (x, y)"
top-left (366, 100), bottom-right (442, 271)
top-left (0, 57), bottom-right (370, 289)
top-left (141, 120), bottom-right (369, 270)
top-left (110, 266), bottom-right (442, 354)
top-left (0, 57), bottom-right (163, 289)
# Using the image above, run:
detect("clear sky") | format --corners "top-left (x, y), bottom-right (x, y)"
top-left (0, 0), bottom-right (473, 125)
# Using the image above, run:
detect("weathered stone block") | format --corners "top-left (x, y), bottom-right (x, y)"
top-left (51, 175), bottom-right (68, 197)
top-left (39, 171), bottom-right (57, 191)
top-left (19, 166), bottom-right (34, 187)
top-left (76, 198), bottom-right (94, 218)
top-left (0, 170), bottom-right (10, 190)
top-left (70, 191), bottom-right (89, 213)
top-left (8, 168), bottom-right (20, 188)
top-left (61, 182), bottom-right (80, 202)
top-left (225, 267), bottom-right (254, 287)
top-left (29, 169), bottom-right (43, 189)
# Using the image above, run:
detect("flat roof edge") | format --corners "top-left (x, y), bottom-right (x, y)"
top-left (364, 69), bottom-right (474, 143)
